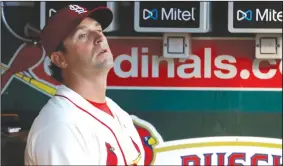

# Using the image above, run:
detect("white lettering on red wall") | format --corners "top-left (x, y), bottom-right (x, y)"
top-left (34, 38), bottom-right (281, 90)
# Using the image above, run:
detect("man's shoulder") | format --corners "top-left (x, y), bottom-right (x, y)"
top-left (39, 95), bottom-right (79, 118)
top-left (30, 96), bottom-right (82, 135)
top-left (26, 120), bottom-right (89, 159)
top-left (30, 120), bottom-right (77, 137)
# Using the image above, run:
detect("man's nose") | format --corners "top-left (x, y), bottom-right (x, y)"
top-left (93, 32), bottom-right (104, 45)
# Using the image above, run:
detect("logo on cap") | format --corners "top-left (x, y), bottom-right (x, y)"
top-left (69, 5), bottom-right (88, 15)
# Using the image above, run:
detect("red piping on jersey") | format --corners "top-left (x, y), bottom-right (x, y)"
top-left (55, 95), bottom-right (127, 166)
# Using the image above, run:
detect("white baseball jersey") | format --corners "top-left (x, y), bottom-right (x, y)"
top-left (25, 85), bottom-right (145, 165)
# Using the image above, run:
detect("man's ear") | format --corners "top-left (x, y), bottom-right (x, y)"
top-left (50, 52), bottom-right (67, 68)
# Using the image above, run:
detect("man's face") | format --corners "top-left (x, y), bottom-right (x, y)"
top-left (54, 17), bottom-right (114, 77)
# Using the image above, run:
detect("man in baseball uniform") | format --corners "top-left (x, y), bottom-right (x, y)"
top-left (25, 4), bottom-right (145, 165)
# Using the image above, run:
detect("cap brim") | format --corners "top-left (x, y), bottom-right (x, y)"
top-left (88, 7), bottom-right (113, 30)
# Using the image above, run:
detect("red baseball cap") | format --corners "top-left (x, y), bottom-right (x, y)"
top-left (40, 4), bottom-right (113, 55)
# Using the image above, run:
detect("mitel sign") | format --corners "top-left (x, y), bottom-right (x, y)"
top-left (237, 9), bottom-right (282, 22)
top-left (143, 7), bottom-right (197, 21)
top-left (228, 2), bottom-right (282, 33)
top-left (134, 2), bottom-right (211, 33)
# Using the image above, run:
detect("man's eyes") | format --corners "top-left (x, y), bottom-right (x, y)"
top-left (77, 30), bottom-right (103, 40)
top-left (78, 33), bottom-right (88, 39)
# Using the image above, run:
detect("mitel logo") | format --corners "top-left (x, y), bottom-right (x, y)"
top-left (143, 9), bottom-right (158, 20)
top-left (237, 8), bottom-right (282, 22)
top-left (143, 8), bottom-right (196, 21)
top-left (237, 9), bottom-right (252, 21)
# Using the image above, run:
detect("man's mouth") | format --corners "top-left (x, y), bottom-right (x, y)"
top-left (100, 49), bottom-right (108, 54)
